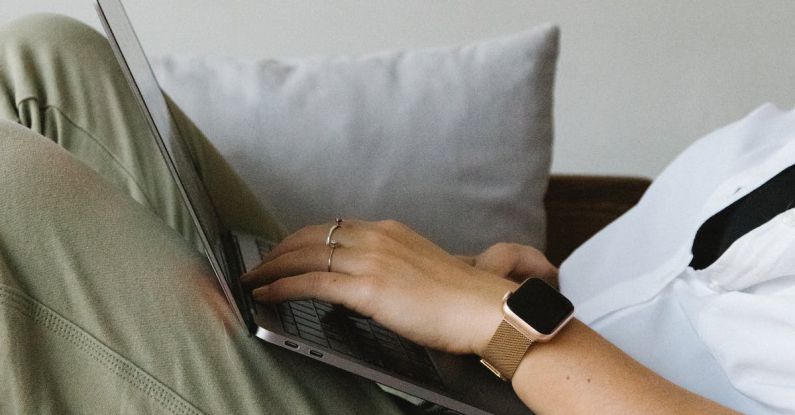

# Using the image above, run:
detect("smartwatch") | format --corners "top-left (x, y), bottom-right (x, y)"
top-left (479, 277), bottom-right (574, 381)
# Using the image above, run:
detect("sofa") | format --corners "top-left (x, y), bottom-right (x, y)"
top-left (150, 24), bottom-right (651, 269)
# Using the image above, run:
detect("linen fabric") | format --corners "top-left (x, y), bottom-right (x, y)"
top-left (0, 13), bottom-right (284, 251)
top-left (152, 25), bottom-right (559, 254)
top-left (0, 14), bottom-right (403, 414)
top-left (560, 104), bottom-right (795, 414)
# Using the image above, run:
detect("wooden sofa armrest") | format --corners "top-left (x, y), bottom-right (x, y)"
top-left (544, 174), bottom-right (651, 267)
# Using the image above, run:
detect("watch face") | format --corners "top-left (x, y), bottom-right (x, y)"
top-left (506, 278), bottom-right (574, 336)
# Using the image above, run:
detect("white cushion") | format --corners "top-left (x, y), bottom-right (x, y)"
top-left (152, 24), bottom-right (558, 254)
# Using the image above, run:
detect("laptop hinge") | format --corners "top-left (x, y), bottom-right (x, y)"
top-left (221, 231), bottom-right (256, 334)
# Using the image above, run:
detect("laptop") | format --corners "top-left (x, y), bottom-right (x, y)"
top-left (94, 1), bottom-right (529, 413)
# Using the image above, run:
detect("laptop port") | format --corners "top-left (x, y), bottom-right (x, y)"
top-left (309, 350), bottom-right (323, 358)
top-left (284, 341), bottom-right (299, 349)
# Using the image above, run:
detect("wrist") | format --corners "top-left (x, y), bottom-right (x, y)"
top-left (471, 278), bottom-right (517, 356)
top-left (477, 277), bottom-right (575, 381)
top-left (472, 306), bottom-right (504, 357)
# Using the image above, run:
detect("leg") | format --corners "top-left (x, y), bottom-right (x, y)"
top-left (0, 13), bottom-right (285, 251)
top-left (0, 14), bottom-right (401, 414)
top-left (0, 122), bottom-right (402, 414)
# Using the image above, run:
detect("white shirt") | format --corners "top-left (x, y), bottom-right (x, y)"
top-left (559, 104), bottom-right (795, 414)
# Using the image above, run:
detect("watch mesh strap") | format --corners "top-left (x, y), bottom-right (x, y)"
top-left (480, 320), bottom-right (533, 381)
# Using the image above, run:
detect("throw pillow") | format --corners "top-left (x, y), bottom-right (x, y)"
top-left (153, 24), bottom-right (558, 254)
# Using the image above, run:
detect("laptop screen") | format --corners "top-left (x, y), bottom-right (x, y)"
top-left (95, 0), bottom-right (247, 327)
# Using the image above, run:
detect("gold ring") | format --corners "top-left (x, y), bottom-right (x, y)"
top-left (327, 245), bottom-right (336, 272)
top-left (325, 218), bottom-right (344, 248)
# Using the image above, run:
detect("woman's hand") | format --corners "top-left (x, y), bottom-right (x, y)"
top-left (240, 219), bottom-right (522, 355)
top-left (458, 243), bottom-right (558, 288)
top-left (241, 220), bottom-right (741, 415)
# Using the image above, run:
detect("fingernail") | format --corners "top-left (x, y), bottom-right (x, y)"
top-left (239, 273), bottom-right (252, 285)
top-left (252, 285), bottom-right (270, 301)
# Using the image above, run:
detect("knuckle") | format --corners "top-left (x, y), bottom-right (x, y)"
top-left (491, 242), bottom-right (518, 256)
top-left (356, 274), bottom-right (380, 309)
top-left (359, 251), bottom-right (386, 273)
top-left (376, 219), bottom-right (403, 234)
top-left (306, 272), bottom-right (326, 291)
top-left (525, 245), bottom-right (544, 257)
top-left (491, 242), bottom-right (510, 251)
top-left (297, 225), bottom-right (316, 236)
top-left (281, 226), bottom-right (310, 245)
top-left (362, 227), bottom-right (390, 247)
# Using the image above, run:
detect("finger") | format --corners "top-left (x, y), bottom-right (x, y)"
top-left (456, 255), bottom-right (476, 266)
top-left (265, 219), bottom-right (367, 262)
top-left (241, 245), bottom-right (359, 288)
top-left (507, 248), bottom-right (557, 281)
top-left (263, 224), bottom-right (327, 262)
top-left (241, 246), bottom-right (327, 288)
top-left (472, 245), bottom-right (517, 276)
top-left (475, 243), bottom-right (557, 283)
top-left (252, 272), bottom-right (375, 316)
top-left (372, 219), bottom-right (451, 257)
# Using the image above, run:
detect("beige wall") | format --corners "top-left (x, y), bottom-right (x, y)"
top-left (3, 1), bottom-right (795, 178)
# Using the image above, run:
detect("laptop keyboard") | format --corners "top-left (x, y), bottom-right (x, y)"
top-left (256, 239), bottom-right (444, 390)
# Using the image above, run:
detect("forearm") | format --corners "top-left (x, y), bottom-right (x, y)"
top-left (508, 319), bottom-right (739, 415)
top-left (243, 222), bottom-right (738, 414)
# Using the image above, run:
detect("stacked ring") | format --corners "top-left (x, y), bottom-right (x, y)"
top-left (325, 218), bottom-right (343, 248)
top-left (326, 218), bottom-right (343, 272)
top-left (327, 245), bottom-right (336, 272)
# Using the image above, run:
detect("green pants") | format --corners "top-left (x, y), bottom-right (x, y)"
top-left (0, 14), bottom-right (403, 414)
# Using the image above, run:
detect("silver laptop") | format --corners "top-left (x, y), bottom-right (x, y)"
top-left (94, 2), bottom-right (529, 413)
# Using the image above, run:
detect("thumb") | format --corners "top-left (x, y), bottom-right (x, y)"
top-left (474, 243), bottom-right (558, 285)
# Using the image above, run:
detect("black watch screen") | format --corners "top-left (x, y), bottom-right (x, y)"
top-left (506, 278), bottom-right (574, 335)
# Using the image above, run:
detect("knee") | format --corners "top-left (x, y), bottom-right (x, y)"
top-left (0, 13), bottom-right (108, 56)
top-left (0, 14), bottom-right (115, 85)
top-left (0, 120), bottom-right (70, 195)
top-left (0, 13), bottom-right (120, 125)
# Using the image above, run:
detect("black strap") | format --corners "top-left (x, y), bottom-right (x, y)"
top-left (690, 164), bottom-right (795, 270)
